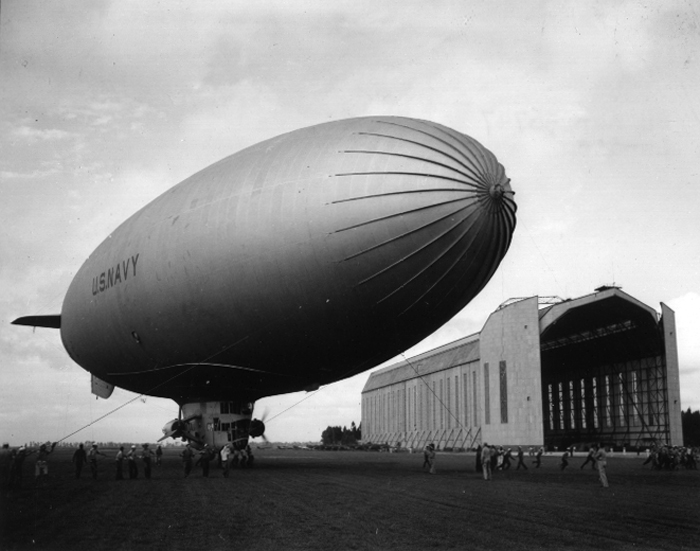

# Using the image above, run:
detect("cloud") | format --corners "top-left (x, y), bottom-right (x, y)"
top-left (12, 126), bottom-right (74, 142)
top-left (0, 166), bottom-right (62, 180)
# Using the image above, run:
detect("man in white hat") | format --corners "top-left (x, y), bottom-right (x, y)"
top-left (127, 445), bottom-right (139, 479)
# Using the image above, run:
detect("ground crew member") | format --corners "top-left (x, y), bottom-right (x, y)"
top-left (532, 446), bottom-right (543, 468)
top-left (245, 445), bottom-right (254, 468)
top-left (560, 450), bottom-right (570, 470)
top-left (481, 443), bottom-right (492, 480)
top-left (220, 444), bottom-right (232, 477)
top-left (195, 444), bottom-right (213, 477)
top-left (1, 443), bottom-right (12, 485)
top-left (427, 444), bottom-right (436, 474)
top-left (181, 443), bottom-right (194, 477)
top-left (88, 444), bottom-right (107, 479)
top-left (72, 443), bottom-right (88, 479)
top-left (502, 448), bottom-right (513, 470)
top-left (580, 447), bottom-right (597, 470)
top-left (422, 444), bottom-right (431, 471)
top-left (9, 446), bottom-right (33, 488)
top-left (141, 443), bottom-right (154, 479)
top-left (115, 446), bottom-right (125, 480)
top-left (127, 445), bottom-right (139, 479)
top-left (595, 445), bottom-right (609, 487)
top-left (35, 442), bottom-right (57, 483)
top-left (516, 446), bottom-right (528, 470)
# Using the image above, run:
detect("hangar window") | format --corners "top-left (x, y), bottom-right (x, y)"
top-left (631, 371), bottom-right (639, 424)
top-left (455, 376), bottom-right (459, 427)
top-left (558, 383), bottom-right (564, 430)
top-left (418, 386), bottom-right (423, 429)
top-left (440, 380), bottom-right (445, 429)
top-left (484, 364), bottom-right (490, 425)
top-left (463, 374), bottom-right (469, 427)
top-left (618, 374), bottom-right (626, 427)
top-left (500, 361), bottom-right (508, 424)
top-left (569, 380), bottom-right (575, 429)
top-left (413, 386), bottom-right (417, 429)
top-left (580, 379), bottom-right (587, 429)
top-left (592, 377), bottom-right (599, 428)
top-left (446, 378), bottom-right (450, 429)
top-left (472, 371), bottom-right (478, 426)
top-left (548, 384), bottom-right (554, 430)
top-left (604, 375), bottom-right (612, 428)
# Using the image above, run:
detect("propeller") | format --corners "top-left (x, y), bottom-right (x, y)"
top-left (229, 407), bottom-right (270, 446)
top-left (248, 406), bottom-right (269, 442)
top-left (249, 418), bottom-right (266, 439)
top-left (158, 411), bottom-right (202, 444)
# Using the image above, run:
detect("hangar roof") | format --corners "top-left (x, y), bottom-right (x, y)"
top-left (362, 333), bottom-right (479, 393)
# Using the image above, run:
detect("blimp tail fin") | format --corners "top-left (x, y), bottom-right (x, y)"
top-left (12, 315), bottom-right (61, 329)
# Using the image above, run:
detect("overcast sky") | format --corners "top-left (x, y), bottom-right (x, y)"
top-left (1, 1), bottom-right (698, 445)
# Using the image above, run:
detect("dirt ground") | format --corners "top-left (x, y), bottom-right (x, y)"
top-left (1, 447), bottom-right (698, 551)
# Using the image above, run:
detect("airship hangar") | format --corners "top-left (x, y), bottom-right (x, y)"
top-left (361, 286), bottom-right (683, 451)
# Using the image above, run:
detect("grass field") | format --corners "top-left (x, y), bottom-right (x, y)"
top-left (1, 447), bottom-right (698, 551)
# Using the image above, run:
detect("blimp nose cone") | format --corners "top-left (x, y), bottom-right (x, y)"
top-left (327, 119), bottom-right (517, 331)
top-left (489, 181), bottom-right (508, 199)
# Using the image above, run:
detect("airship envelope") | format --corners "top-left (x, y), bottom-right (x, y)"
top-left (21, 116), bottom-right (517, 406)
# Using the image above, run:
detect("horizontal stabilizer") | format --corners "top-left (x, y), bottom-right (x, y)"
top-left (12, 315), bottom-right (61, 328)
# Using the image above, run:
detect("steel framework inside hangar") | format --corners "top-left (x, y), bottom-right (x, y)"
top-left (361, 287), bottom-right (683, 451)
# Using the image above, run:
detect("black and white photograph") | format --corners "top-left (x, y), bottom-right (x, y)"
top-left (1, 2), bottom-right (698, 550)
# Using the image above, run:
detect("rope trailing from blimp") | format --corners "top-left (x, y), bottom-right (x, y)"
top-left (54, 364), bottom-right (202, 444)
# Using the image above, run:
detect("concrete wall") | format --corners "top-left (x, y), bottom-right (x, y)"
top-left (661, 303), bottom-right (684, 446)
top-left (361, 357), bottom-right (483, 450)
top-left (478, 297), bottom-right (544, 446)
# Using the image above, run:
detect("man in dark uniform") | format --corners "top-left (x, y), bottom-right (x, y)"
top-left (72, 443), bottom-right (88, 479)
top-left (35, 442), bottom-right (57, 483)
top-left (532, 446), bottom-right (543, 468)
top-left (516, 446), bottom-right (528, 470)
top-left (181, 444), bottom-right (194, 477)
top-left (580, 447), bottom-right (597, 470)
top-left (560, 450), bottom-right (570, 470)
top-left (9, 446), bottom-right (33, 488)
top-left (502, 448), bottom-right (513, 470)
top-left (195, 444), bottom-right (213, 477)
top-left (141, 443), bottom-right (154, 479)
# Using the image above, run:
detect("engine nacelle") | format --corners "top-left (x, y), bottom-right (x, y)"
top-left (249, 418), bottom-right (266, 438)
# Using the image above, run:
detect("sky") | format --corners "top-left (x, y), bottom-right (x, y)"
top-left (1, 0), bottom-right (698, 445)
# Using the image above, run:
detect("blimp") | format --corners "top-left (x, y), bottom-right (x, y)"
top-left (13, 116), bottom-right (516, 448)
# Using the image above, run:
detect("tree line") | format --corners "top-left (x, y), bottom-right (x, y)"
top-left (321, 421), bottom-right (361, 446)
top-left (682, 408), bottom-right (700, 446)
